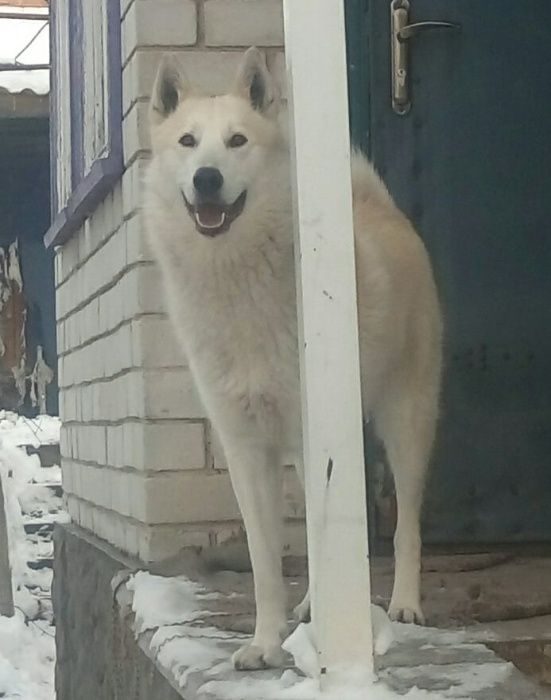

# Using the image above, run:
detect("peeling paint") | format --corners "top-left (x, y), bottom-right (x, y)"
top-left (0, 241), bottom-right (27, 409)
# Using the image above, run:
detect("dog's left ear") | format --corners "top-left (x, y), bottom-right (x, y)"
top-left (233, 47), bottom-right (279, 117)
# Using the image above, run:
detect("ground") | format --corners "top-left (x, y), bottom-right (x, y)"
top-left (0, 412), bottom-right (62, 700)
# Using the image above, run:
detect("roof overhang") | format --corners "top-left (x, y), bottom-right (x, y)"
top-left (0, 85), bottom-right (47, 118)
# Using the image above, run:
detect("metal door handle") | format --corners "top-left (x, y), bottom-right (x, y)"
top-left (391, 0), bottom-right (461, 114)
top-left (398, 21), bottom-right (461, 42)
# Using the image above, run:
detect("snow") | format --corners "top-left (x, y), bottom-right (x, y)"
top-left (0, 6), bottom-right (49, 95)
top-left (129, 571), bottom-right (214, 633)
top-left (282, 606), bottom-right (393, 682)
top-left (0, 412), bottom-right (60, 449)
top-left (0, 413), bottom-right (62, 700)
top-left (128, 570), bottom-right (516, 700)
top-left (128, 572), bottom-right (240, 687)
top-left (0, 611), bottom-right (55, 700)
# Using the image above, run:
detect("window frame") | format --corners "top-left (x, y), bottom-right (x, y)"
top-left (45, 0), bottom-right (123, 248)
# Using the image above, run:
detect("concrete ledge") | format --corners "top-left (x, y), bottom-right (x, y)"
top-left (54, 524), bottom-right (551, 699)
top-left (116, 561), bottom-right (551, 699)
top-left (53, 522), bottom-right (182, 700)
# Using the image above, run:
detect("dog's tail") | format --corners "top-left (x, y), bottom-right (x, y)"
top-left (350, 148), bottom-right (394, 208)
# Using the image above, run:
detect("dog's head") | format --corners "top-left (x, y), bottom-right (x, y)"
top-left (149, 48), bottom-right (283, 238)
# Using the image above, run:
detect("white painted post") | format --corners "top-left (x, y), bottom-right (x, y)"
top-left (283, 0), bottom-right (374, 690)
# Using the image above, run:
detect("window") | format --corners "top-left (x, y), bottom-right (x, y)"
top-left (45, 0), bottom-right (123, 247)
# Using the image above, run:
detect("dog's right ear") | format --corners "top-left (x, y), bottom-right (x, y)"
top-left (150, 55), bottom-right (191, 124)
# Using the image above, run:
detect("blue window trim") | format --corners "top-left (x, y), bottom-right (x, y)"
top-left (44, 0), bottom-right (123, 248)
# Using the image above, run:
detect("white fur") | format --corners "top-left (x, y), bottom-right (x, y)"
top-left (144, 48), bottom-right (443, 671)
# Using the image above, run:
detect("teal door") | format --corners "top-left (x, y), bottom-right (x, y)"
top-left (347, 1), bottom-right (551, 543)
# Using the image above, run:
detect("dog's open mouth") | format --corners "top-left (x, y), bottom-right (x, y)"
top-left (183, 191), bottom-right (247, 237)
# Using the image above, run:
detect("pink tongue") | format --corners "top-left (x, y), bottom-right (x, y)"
top-left (196, 204), bottom-right (225, 227)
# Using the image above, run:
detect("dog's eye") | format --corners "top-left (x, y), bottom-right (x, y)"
top-left (229, 133), bottom-right (248, 148)
top-left (179, 133), bottom-right (196, 148)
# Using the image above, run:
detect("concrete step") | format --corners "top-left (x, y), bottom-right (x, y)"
top-left (24, 521), bottom-right (54, 536)
top-left (24, 443), bottom-right (60, 468)
top-left (27, 557), bottom-right (53, 571)
top-left (26, 482), bottom-right (63, 498)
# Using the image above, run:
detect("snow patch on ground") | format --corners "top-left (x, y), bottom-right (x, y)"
top-left (0, 413), bottom-right (61, 700)
top-left (0, 412), bottom-right (60, 450)
top-left (199, 673), bottom-right (442, 700)
top-left (128, 570), bottom-right (509, 700)
top-left (128, 572), bottom-right (240, 687)
top-left (0, 611), bottom-right (55, 700)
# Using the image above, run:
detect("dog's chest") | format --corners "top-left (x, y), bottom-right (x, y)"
top-left (178, 249), bottom-right (300, 410)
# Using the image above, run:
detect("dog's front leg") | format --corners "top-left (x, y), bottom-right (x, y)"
top-left (223, 438), bottom-right (287, 670)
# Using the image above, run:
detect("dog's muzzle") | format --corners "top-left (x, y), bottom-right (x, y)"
top-left (182, 191), bottom-right (247, 237)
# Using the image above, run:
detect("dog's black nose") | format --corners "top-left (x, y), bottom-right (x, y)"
top-left (193, 167), bottom-right (224, 197)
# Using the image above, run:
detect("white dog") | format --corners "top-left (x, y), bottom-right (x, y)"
top-left (144, 47), bottom-right (442, 670)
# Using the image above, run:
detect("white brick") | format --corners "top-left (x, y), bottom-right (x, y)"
top-left (91, 383), bottom-right (103, 422)
top-left (75, 425), bottom-right (107, 465)
top-left (205, 0), bottom-right (284, 47)
top-left (60, 425), bottom-right (71, 459)
top-left (78, 500), bottom-right (95, 533)
top-left (123, 49), bottom-right (158, 110)
top-left (61, 459), bottom-right (75, 493)
top-left (56, 320), bottom-right (65, 353)
top-left (125, 214), bottom-right (154, 265)
top-left (122, 263), bottom-right (167, 318)
top-left (57, 278), bottom-right (77, 321)
top-left (98, 378), bottom-right (128, 422)
top-left (107, 425), bottom-right (124, 468)
top-left (140, 421), bottom-right (207, 471)
top-left (111, 469), bottom-right (134, 517)
top-left (143, 471), bottom-right (239, 524)
top-left (122, 0), bottom-right (197, 65)
top-left (54, 251), bottom-right (63, 287)
top-left (139, 368), bottom-right (204, 419)
top-left (103, 323), bottom-right (133, 378)
top-left (122, 158), bottom-right (148, 218)
top-left (121, 0), bottom-right (135, 18)
top-left (124, 520), bottom-right (140, 557)
top-left (59, 233), bottom-right (81, 282)
top-left (80, 464), bottom-right (101, 505)
top-left (123, 100), bottom-right (150, 166)
top-left (65, 493), bottom-right (81, 523)
top-left (267, 50), bottom-right (287, 99)
top-left (80, 384), bottom-right (93, 422)
top-left (97, 284), bottom-right (123, 337)
top-left (139, 525), bottom-right (212, 561)
top-left (131, 316), bottom-right (183, 368)
top-left (70, 426), bottom-right (79, 459)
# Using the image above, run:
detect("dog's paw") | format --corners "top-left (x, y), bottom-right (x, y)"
top-left (388, 600), bottom-right (425, 625)
top-left (293, 592), bottom-right (311, 623)
top-left (232, 641), bottom-right (286, 670)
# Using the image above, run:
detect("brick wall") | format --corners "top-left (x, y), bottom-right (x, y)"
top-left (56, 0), bottom-right (305, 563)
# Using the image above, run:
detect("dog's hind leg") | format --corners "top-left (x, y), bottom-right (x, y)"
top-left (289, 457), bottom-right (312, 622)
top-left (374, 380), bottom-right (437, 625)
top-left (222, 436), bottom-right (288, 670)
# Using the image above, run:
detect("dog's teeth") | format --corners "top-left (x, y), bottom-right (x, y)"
top-left (195, 211), bottom-right (226, 229)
